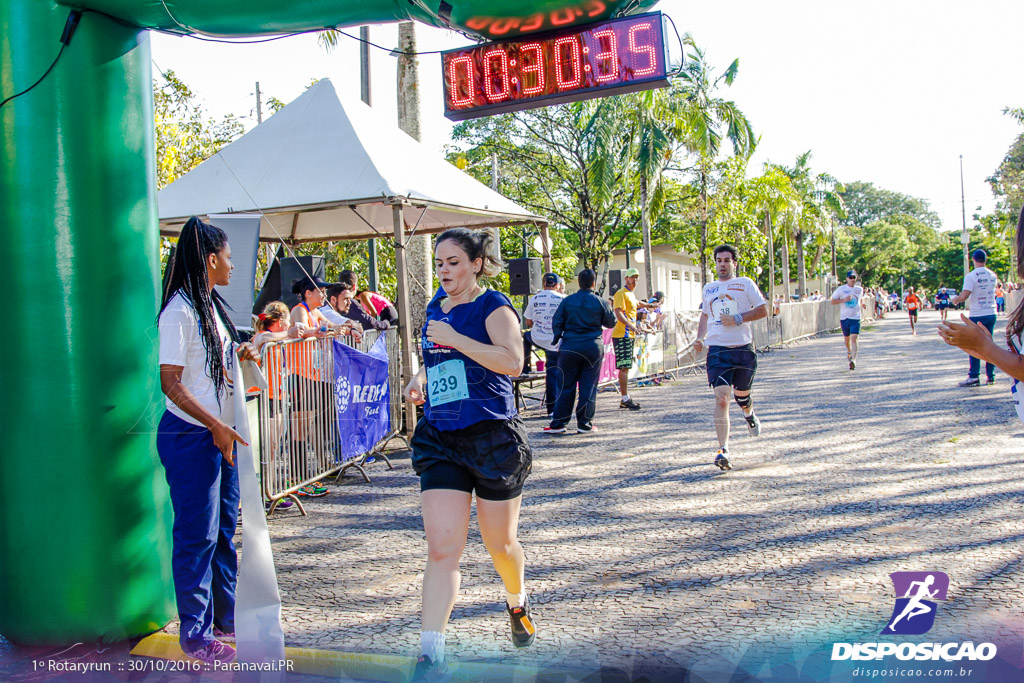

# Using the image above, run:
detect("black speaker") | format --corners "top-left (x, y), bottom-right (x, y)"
top-left (608, 269), bottom-right (626, 297)
top-left (508, 257), bottom-right (543, 296)
top-left (253, 254), bottom-right (326, 314)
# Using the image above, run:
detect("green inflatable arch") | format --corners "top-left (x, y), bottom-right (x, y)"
top-left (0, 0), bottom-right (653, 645)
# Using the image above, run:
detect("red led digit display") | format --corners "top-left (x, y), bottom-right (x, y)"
top-left (442, 12), bottom-right (669, 121)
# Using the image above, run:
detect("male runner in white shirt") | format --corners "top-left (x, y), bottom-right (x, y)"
top-left (693, 245), bottom-right (769, 471)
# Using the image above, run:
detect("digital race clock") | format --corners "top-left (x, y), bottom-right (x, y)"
top-left (442, 12), bottom-right (670, 121)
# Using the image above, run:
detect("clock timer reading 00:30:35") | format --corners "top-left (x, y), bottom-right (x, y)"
top-left (441, 12), bottom-right (670, 121)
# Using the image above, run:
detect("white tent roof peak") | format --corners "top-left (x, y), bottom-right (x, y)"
top-left (158, 78), bottom-right (545, 241)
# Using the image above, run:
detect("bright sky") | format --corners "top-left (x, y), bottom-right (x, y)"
top-left (151, 0), bottom-right (1024, 232)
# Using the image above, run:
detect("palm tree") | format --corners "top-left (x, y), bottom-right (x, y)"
top-left (675, 35), bottom-right (757, 285)
top-left (590, 90), bottom-right (681, 298)
top-left (775, 152), bottom-right (845, 298)
top-left (746, 166), bottom-right (800, 307)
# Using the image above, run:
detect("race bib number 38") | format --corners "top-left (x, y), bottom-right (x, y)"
top-left (427, 359), bottom-right (469, 406)
top-left (710, 297), bottom-right (736, 321)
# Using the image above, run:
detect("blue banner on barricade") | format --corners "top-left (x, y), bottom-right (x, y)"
top-left (333, 336), bottom-right (391, 462)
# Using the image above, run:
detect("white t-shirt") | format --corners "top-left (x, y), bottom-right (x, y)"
top-left (524, 289), bottom-right (566, 351)
top-left (963, 267), bottom-right (997, 316)
top-left (701, 276), bottom-right (767, 347)
top-left (318, 304), bottom-right (350, 326)
top-left (831, 284), bottom-right (864, 320)
top-left (159, 292), bottom-right (235, 427)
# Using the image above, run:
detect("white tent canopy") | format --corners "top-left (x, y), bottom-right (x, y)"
top-left (158, 78), bottom-right (546, 241)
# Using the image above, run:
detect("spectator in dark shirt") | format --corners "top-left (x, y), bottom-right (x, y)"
top-left (326, 283), bottom-right (390, 332)
top-left (543, 269), bottom-right (616, 435)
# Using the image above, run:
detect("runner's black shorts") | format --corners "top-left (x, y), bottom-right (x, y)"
top-left (411, 417), bottom-right (532, 500)
top-left (706, 344), bottom-right (757, 392)
top-left (612, 336), bottom-right (635, 369)
top-left (908, 309), bottom-right (918, 319)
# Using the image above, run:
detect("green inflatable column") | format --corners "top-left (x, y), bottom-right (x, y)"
top-left (0, 3), bottom-right (173, 644)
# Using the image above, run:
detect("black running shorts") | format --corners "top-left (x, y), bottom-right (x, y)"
top-left (612, 336), bottom-right (635, 369)
top-left (411, 417), bottom-right (532, 501)
top-left (706, 344), bottom-right (757, 392)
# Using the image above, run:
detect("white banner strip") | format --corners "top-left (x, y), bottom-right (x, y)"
top-left (230, 355), bottom-right (286, 678)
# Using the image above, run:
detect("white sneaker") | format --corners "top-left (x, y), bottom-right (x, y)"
top-left (745, 412), bottom-right (761, 437)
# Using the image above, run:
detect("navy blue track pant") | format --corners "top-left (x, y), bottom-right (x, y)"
top-left (157, 411), bottom-right (239, 653)
top-left (551, 342), bottom-right (603, 430)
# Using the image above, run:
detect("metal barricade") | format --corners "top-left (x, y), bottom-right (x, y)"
top-left (255, 329), bottom-right (409, 515)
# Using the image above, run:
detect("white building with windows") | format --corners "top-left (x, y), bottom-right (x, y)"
top-left (606, 244), bottom-right (705, 311)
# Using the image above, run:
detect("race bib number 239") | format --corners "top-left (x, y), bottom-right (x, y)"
top-left (427, 359), bottom-right (469, 406)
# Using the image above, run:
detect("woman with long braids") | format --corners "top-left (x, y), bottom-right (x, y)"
top-left (940, 206), bottom-right (1024, 385)
top-left (157, 216), bottom-right (260, 664)
top-left (403, 228), bottom-right (535, 682)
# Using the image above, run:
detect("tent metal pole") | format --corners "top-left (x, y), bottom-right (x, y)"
top-left (392, 204), bottom-right (417, 436)
top-left (539, 222), bottom-right (552, 273)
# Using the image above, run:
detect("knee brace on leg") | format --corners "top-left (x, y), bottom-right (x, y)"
top-left (734, 393), bottom-right (752, 410)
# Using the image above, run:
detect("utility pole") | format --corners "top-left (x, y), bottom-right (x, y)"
top-left (359, 26), bottom-right (371, 106)
top-left (360, 26), bottom-right (378, 291)
top-left (960, 155), bottom-right (969, 282)
top-left (396, 21), bottom-right (432, 350)
top-left (395, 21), bottom-right (428, 436)
top-left (830, 216), bottom-right (837, 284)
top-left (253, 80), bottom-right (274, 270)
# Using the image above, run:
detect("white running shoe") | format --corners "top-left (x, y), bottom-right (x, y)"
top-left (745, 412), bottom-right (761, 437)
top-left (714, 448), bottom-right (732, 471)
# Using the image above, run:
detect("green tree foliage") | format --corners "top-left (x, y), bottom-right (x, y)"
top-left (987, 108), bottom-right (1024, 218)
top-left (449, 99), bottom-right (647, 271)
top-left (674, 35), bottom-right (757, 284)
top-left (448, 37), bottom-right (753, 284)
top-left (919, 230), bottom-right (1010, 292)
top-left (839, 180), bottom-right (942, 230)
top-left (154, 70), bottom-right (245, 189)
top-left (769, 152), bottom-right (845, 297)
top-left (837, 215), bottom-right (999, 292)
top-left (742, 165), bottom-right (800, 296)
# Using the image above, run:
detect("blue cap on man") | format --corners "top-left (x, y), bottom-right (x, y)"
top-left (971, 249), bottom-right (987, 263)
top-left (543, 272), bottom-right (562, 287)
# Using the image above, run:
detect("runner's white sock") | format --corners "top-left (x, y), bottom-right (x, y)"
top-left (506, 590), bottom-right (526, 609)
top-left (420, 631), bottom-right (445, 663)
top-left (621, 394), bottom-right (630, 402)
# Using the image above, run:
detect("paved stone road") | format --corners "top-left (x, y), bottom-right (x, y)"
top-left (256, 310), bottom-right (1023, 681)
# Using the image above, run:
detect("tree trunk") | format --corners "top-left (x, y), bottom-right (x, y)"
top-left (795, 230), bottom-right (807, 299)
top-left (780, 229), bottom-right (791, 301)
top-left (810, 243), bottom-right (823, 279)
top-left (396, 22), bottom-right (432, 339)
top-left (765, 213), bottom-right (775, 314)
top-left (641, 175), bottom-right (654, 300)
top-left (700, 167), bottom-right (708, 287)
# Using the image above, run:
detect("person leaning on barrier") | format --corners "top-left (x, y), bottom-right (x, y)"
top-left (940, 207), bottom-right (1024, 388)
top-left (157, 216), bottom-right (260, 665)
top-left (252, 301), bottom-right (299, 352)
top-left (646, 291), bottom-right (667, 330)
top-left (356, 288), bottom-right (400, 327)
top-left (402, 227), bottom-right (536, 681)
top-left (326, 282), bottom-right (390, 332)
top-left (290, 276), bottom-right (361, 340)
top-left (543, 268), bottom-right (616, 435)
